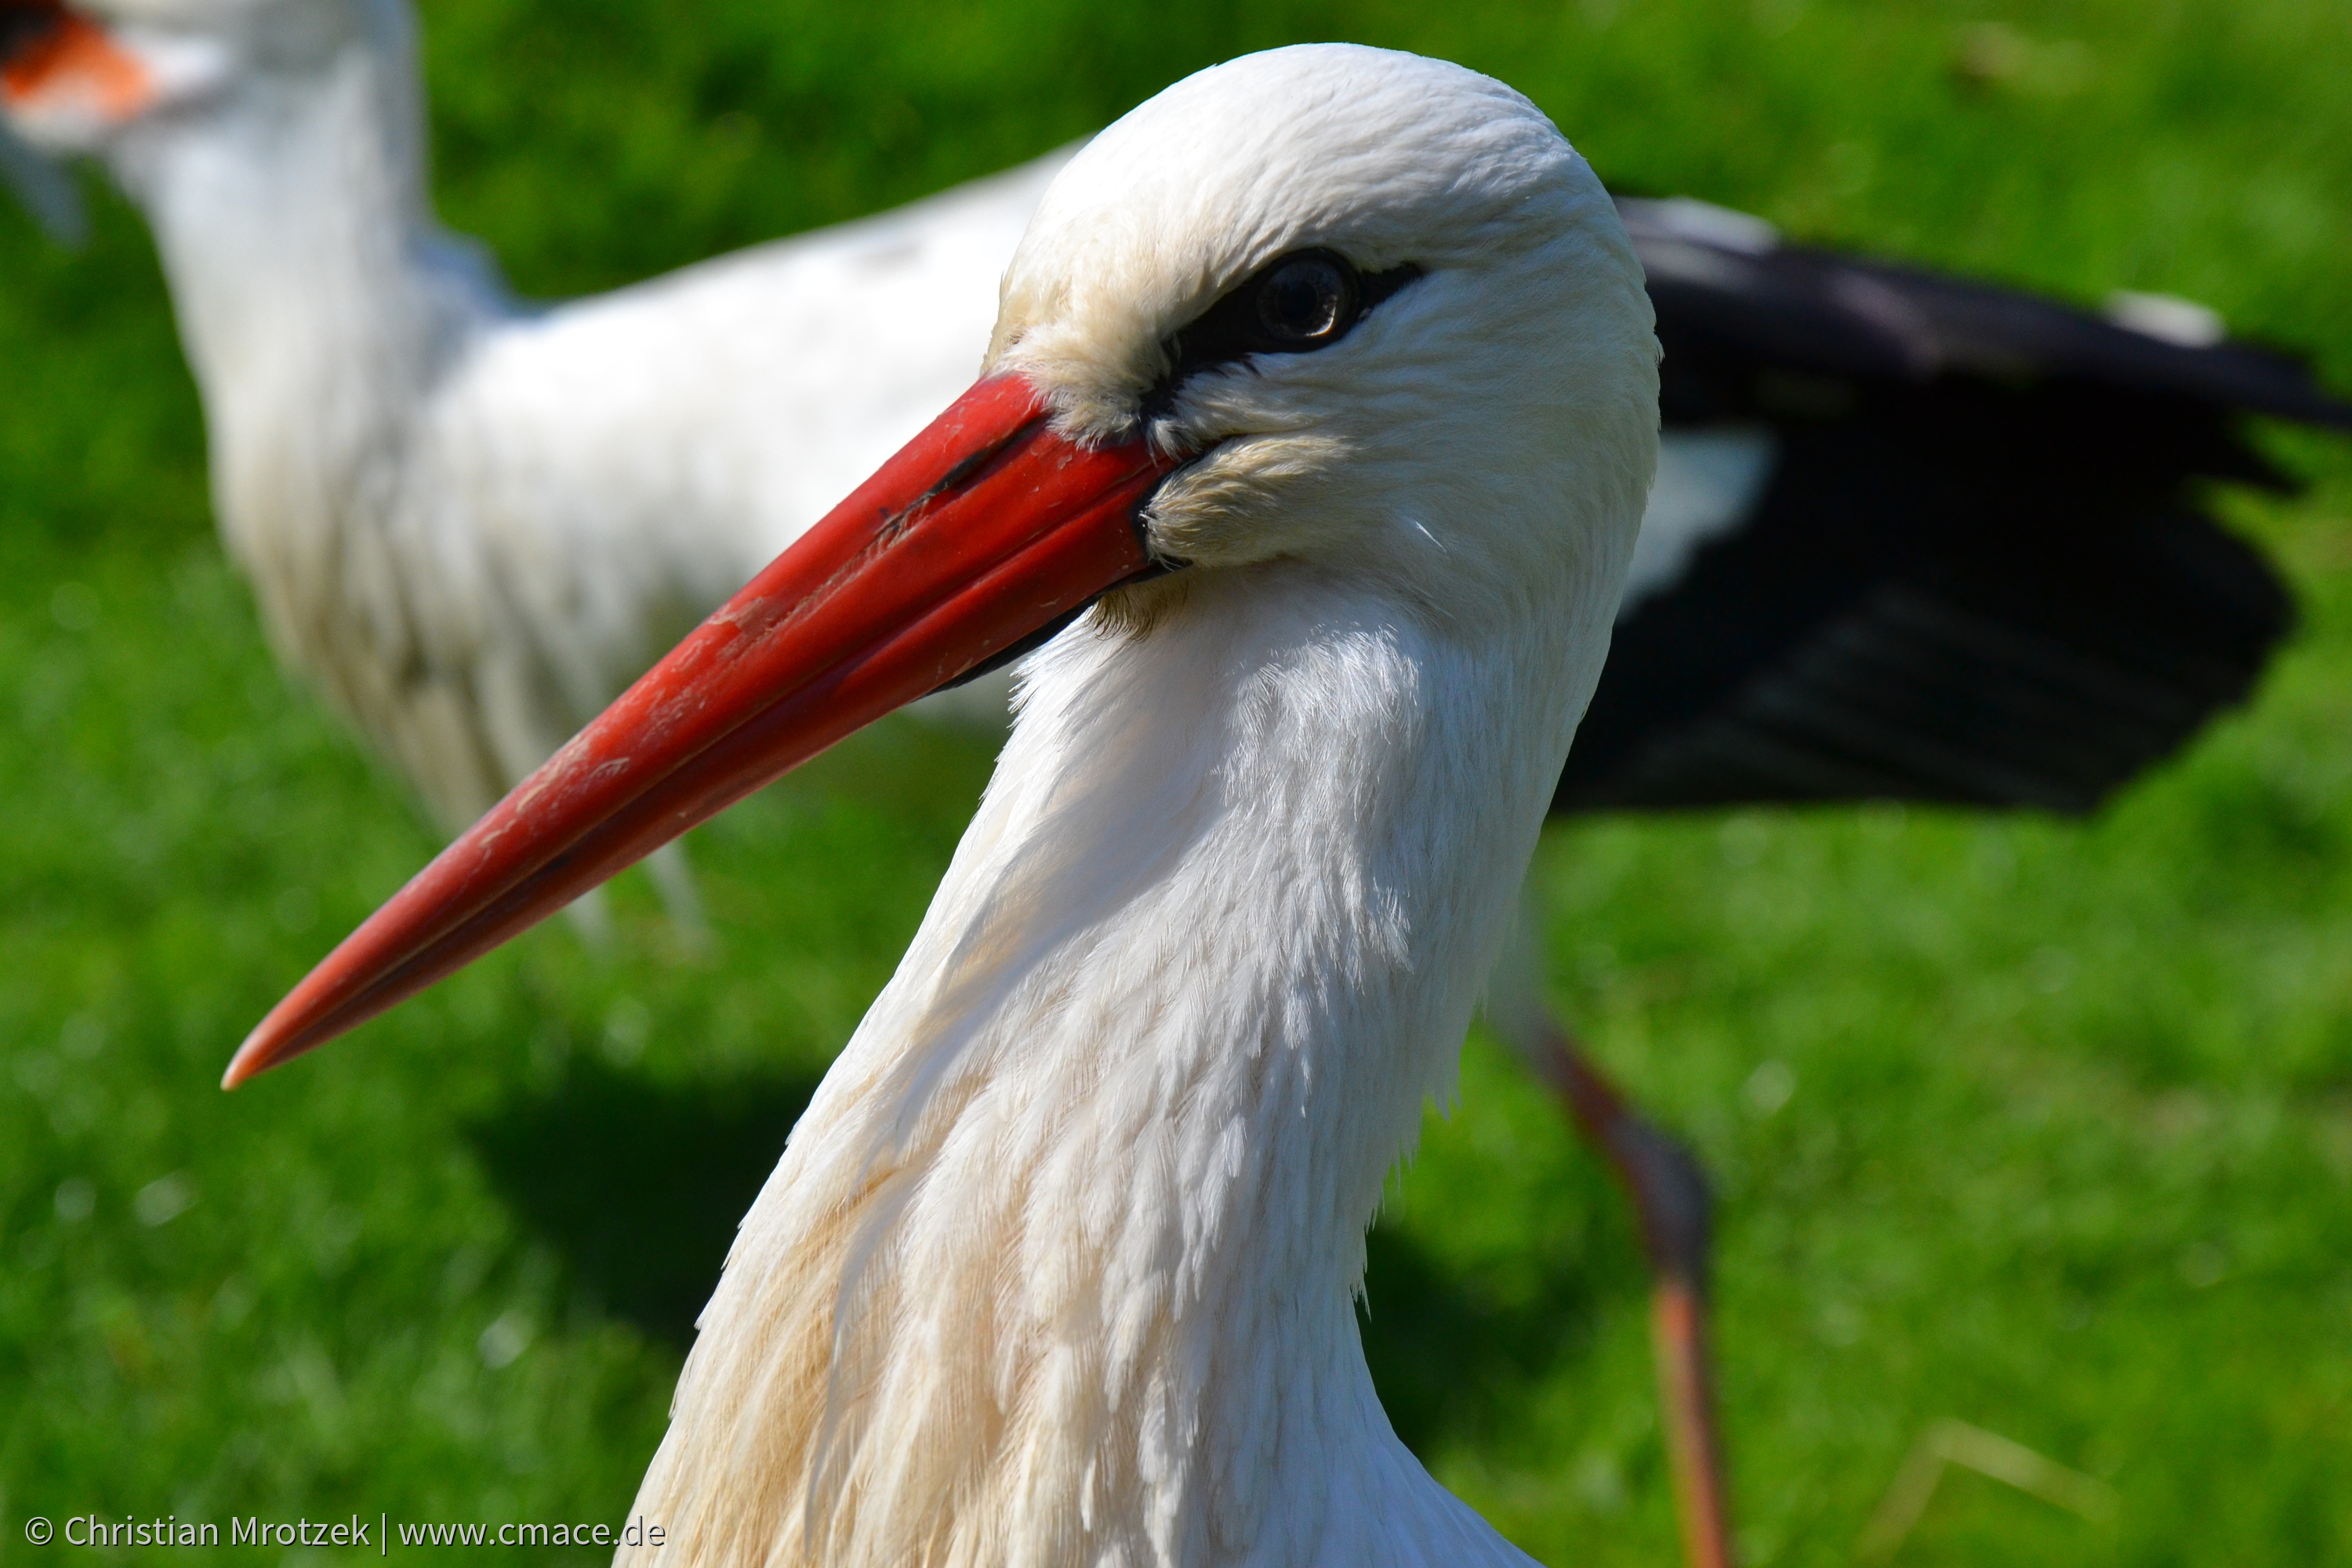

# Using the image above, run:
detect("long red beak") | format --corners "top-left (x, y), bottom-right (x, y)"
top-left (224, 375), bottom-right (1181, 1087)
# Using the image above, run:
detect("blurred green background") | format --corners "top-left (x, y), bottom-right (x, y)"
top-left (5, 0), bottom-right (2351, 1562)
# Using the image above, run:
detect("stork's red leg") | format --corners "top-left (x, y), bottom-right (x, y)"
top-left (1523, 1018), bottom-right (1733, 1568)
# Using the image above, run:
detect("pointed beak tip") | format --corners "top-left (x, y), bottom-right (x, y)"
top-left (222, 1018), bottom-right (297, 1090)
top-left (223, 374), bottom-right (1178, 1083)
top-left (220, 1040), bottom-right (262, 1091)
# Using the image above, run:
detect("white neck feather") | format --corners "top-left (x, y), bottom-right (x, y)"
top-left (111, 29), bottom-right (500, 680)
top-left (629, 556), bottom-right (1619, 1567)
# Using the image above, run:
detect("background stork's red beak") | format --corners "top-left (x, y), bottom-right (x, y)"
top-left (224, 374), bottom-right (1179, 1087)
top-left (0, 2), bottom-right (150, 120)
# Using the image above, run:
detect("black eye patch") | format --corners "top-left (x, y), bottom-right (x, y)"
top-left (1143, 248), bottom-right (1424, 420)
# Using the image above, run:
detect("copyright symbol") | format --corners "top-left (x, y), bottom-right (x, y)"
top-left (26, 1517), bottom-right (53, 1544)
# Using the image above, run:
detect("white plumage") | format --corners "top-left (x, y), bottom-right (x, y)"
top-left (601, 45), bottom-right (1658, 1566)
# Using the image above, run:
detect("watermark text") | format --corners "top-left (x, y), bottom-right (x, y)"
top-left (21, 1512), bottom-right (667, 1552)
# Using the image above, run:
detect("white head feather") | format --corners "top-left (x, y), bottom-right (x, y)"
top-left (625, 43), bottom-right (1657, 1568)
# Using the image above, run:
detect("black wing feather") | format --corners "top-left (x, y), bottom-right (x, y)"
top-left (1556, 202), bottom-right (2334, 818)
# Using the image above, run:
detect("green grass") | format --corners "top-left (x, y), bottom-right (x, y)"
top-left (4, 1), bottom-right (2350, 1562)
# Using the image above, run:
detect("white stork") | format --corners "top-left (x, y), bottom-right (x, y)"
top-left (0, 0), bottom-right (1065, 858)
top-left (227, 42), bottom-right (1660, 1566)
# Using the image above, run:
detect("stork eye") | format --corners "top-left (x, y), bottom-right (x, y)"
top-left (1252, 253), bottom-right (1356, 346)
top-left (1145, 247), bottom-right (1425, 419)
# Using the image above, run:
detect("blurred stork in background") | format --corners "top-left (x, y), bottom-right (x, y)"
top-left (0, 0), bottom-right (1068, 933)
top-left (8, 5), bottom-right (2351, 1564)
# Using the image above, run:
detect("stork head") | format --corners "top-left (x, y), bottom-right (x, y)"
top-left (223, 42), bottom-right (1661, 1085)
top-left (0, 0), bottom-right (387, 155)
top-left (998, 45), bottom-right (1657, 611)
